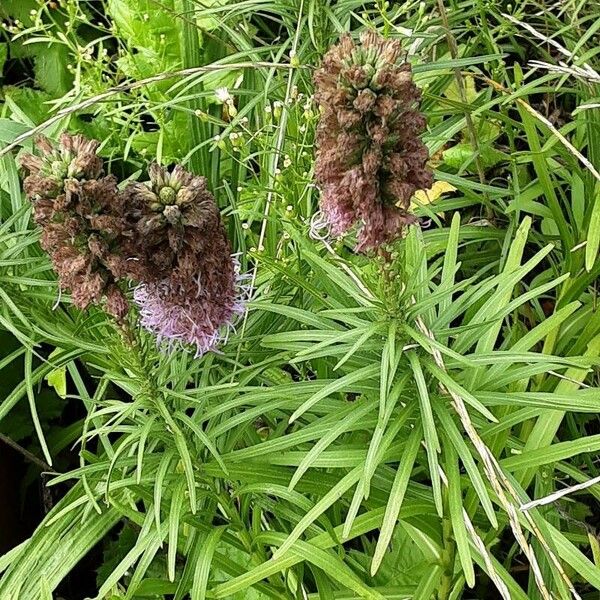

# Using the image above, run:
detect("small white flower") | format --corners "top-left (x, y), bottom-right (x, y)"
top-left (215, 87), bottom-right (232, 103)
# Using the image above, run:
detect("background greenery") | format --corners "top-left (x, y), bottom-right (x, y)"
top-left (1, 0), bottom-right (600, 598)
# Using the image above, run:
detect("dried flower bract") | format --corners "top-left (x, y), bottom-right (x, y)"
top-left (20, 134), bottom-right (129, 319)
top-left (314, 31), bottom-right (433, 250)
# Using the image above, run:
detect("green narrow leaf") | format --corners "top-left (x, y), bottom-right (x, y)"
top-left (191, 528), bottom-right (225, 600)
top-left (435, 405), bottom-right (497, 528)
top-left (168, 480), bottom-right (186, 582)
top-left (288, 399), bottom-right (374, 491)
top-left (362, 375), bottom-right (407, 500)
top-left (425, 361), bottom-right (497, 423)
top-left (266, 534), bottom-right (386, 600)
top-left (371, 424), bottom-right (421, 575)
top-left (137, 415), bottom-right (156, 484)
top-left (342, 403), bottom-right (414, 539)
top-left (445, 442), bottom-right (475, 588)
top-left (96, 510), bottom-right (156, 598)
top-left (24, 349), bottom-right (52, 467)
top-left (173, 430), bottom-right (197, 514)
top-left (333, 324), bottom-right (382, 371)
top-left (40, 576), bottom-right (52, 600)
top-left (413, 564), bottom-right (443, 600)
top-left (438, 212), bottom-right (461, 320)
top-left (126, 529), bottom-right (165, 600)
top-left (465, 216), bottom-right (530, 386)
top-left (289, 363), bottom-right (379, 423)
top-left (272, 467), bottom-right (362, 561)
top-left (176, 412), bottom-right (229, 475)
top-left (210, 507), bottom-right (389, 598)
top-left (518, 332), bottom-right (600, 488)
top-left (155, 450), bottom-right (176, 532)
top-left (379, 323), bottom-right (398, 420)
top-left (586, 184), bottom-right (600, 271)
top-left (517, 97), bottom-right (572, 251)
top-left (407, 351), bottom-right (442, 516)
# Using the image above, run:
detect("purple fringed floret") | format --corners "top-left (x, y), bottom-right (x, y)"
top-left (134, 259), bottom-right (247, 357)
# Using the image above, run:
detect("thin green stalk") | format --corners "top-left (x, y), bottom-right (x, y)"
top-left (437, 495), bottom-right (457, 600)
top-left (436, 0), bottom-right (487, 191)
top-left (177, 0), bottom-right (210, 174)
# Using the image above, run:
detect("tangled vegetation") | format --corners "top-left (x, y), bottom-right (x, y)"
top-left (1, 0), bottom-right (600, 598)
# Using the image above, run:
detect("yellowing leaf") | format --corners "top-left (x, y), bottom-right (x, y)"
top-left (411, 181), bottom-right (457, 208)
top-left (589, 531), bottom-right (600, 567)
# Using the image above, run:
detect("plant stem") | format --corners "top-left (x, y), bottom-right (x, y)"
top-left (436, 0), bottom-right (487, 190)
top-left (437, 496), bottom-right (456, 600)
top-left (177, 0), bottom-right (210, 175)
top-left (0, 432), bottom-right (55, 473)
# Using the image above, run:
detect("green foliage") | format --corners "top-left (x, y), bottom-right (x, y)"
top-left (108, 0), bottom-right (181, 80)
top-left (1, 0), bottom-right (600, 599)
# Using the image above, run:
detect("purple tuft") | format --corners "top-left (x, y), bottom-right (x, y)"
top-left (134, 258), bottom-right (247, 357)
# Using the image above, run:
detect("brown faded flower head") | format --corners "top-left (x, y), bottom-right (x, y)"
top-left (119, 163), bottom-right (224, 286)
top-left (19, 137), bottom-right (245, 348)
top-left (20, 134), bottom-right (130, 319)
top-left (123, 164), bottom-right (245, 355)
top-left (314, 31), bottom-right (433, 250)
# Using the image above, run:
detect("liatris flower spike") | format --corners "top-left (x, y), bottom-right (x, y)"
top-left (122, 164), bottom-right (245, 356)
top-left (314, 31), bottom-right (433, 250)
top-left (20, 134), bottom-right (130, 319)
